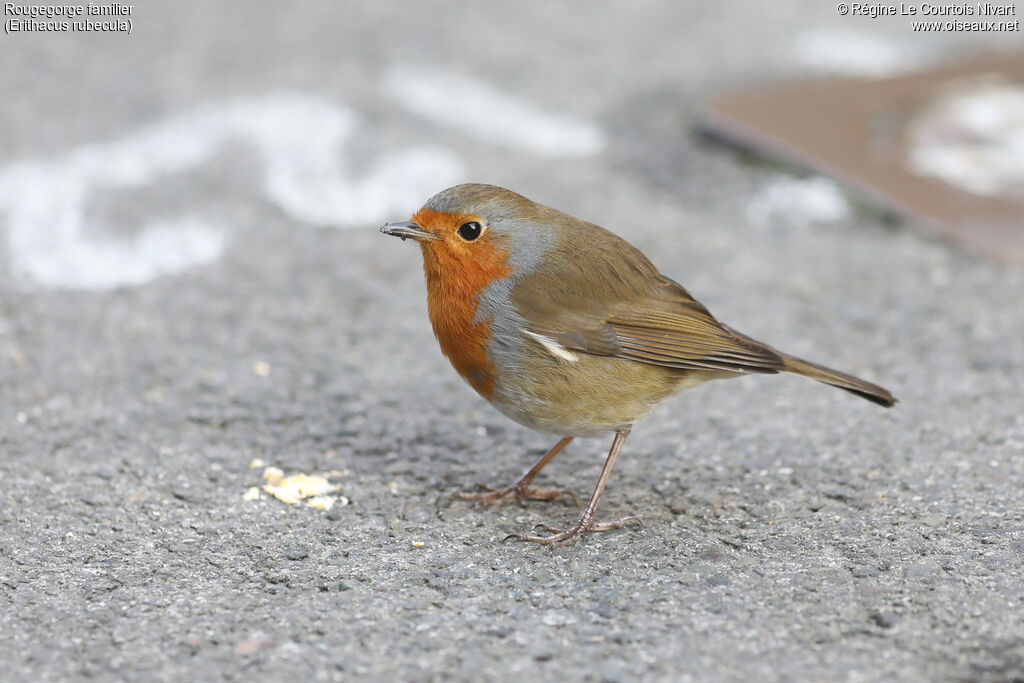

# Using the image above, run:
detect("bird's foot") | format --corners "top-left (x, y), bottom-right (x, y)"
top-left (503, 514), bottom-right (642, 548)
top-left (450, 483), bottom-right (579, 508)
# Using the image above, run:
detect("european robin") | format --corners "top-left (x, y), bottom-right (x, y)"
top-left (381, 184), bottom-right (896, 547)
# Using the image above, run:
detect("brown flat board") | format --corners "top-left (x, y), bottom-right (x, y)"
top-left (703, 55), bottom-right (1024, 262)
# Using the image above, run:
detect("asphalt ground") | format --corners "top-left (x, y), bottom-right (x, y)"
top-left (1, 2), bottom-right (1023, 681)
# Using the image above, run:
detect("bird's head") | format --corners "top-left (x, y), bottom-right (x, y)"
top-left (380, 184), bottom-right (559, 289)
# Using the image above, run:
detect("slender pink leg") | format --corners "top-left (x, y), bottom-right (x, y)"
top-left (451, 436), bottom-right (579, 507)
top-left (505, 428), bottom-right (641, 547)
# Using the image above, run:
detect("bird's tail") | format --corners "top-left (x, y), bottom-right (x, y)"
top-left (723, 325), bottom-right (897, 407)
top-left (780, 354), bottom-right (896, 407)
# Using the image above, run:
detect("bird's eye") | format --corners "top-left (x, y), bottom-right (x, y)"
top-left (457, 221), bottom-right (483, 242)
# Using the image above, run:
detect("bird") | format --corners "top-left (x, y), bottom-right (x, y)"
top-left (380, 183), bottom-right (896, 547)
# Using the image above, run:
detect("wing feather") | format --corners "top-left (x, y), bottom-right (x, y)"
top-left (517, 271), bottom-right (783, 374)
top-left (504, 220), bottom-right (784, 375)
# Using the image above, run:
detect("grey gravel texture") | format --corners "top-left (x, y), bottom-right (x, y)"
top-left (2, 2), bottom-right (1023, 681)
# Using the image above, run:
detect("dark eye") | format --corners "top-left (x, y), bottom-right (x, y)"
top-left (457, 221), bottom-right (483, 241)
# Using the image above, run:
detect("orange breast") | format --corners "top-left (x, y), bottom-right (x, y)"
top-left (414, 208), bottom-right (512, 399)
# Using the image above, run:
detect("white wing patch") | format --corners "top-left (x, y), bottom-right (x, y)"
top-left (521, 329), bottom-right (579, 363)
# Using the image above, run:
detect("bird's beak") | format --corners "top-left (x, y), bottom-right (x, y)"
top-left (380, 221), bottom-right (438, 242)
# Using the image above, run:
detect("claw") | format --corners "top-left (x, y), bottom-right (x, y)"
top-left (505, 514), bottom-right (642, 547)
top-left (594, 516), bottom-right (641, 530)
top-left (439, 436), bottom-right (583, 517)
top-left (446, 483), bottom-right (579, 508)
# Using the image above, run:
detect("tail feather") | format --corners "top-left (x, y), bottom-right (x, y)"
top-left (722, 325), bottom-right (897, 407)
top-left (781, 355), bottom-right (897, 407)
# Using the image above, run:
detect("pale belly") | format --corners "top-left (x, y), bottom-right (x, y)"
top-left (487, 349), bottom-right (716, 438)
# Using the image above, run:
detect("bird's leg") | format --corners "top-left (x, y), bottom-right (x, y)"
top-left (450, 436), bottom-right (578, 506)
top-left (505, 428), bottom-right (641, 547)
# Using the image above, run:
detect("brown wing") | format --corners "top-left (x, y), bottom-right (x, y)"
top-left (536, 278), bottom-right (784, 374)
top-left (502, 213), bottom-right (784, 374)
top-left (604, 279), bottom-right (784, 373)
top-left (509, 228), bottom-right (785, 375)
